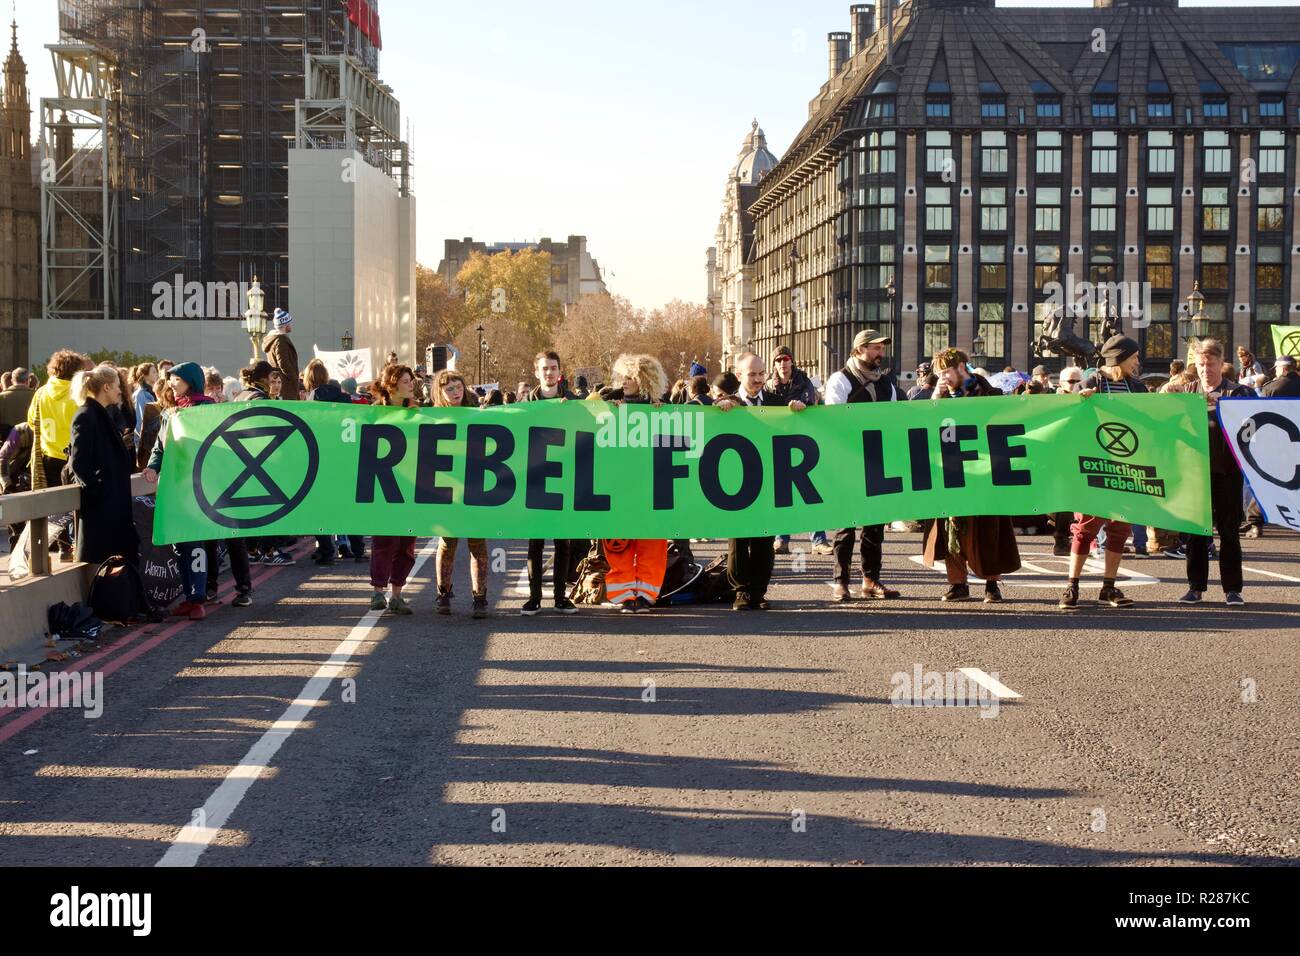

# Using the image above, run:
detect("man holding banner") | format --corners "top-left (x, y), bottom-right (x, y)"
top-left (522, 350), bottom-right (580, 616)
top-left (1166, 339), bottom-right (1252, 606)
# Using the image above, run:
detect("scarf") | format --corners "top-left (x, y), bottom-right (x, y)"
top-left (848, 355), bottom-right (884, 384)
top-left (174, 393), bottom-right (214, 409)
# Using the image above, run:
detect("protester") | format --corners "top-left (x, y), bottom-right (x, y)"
top-left (263, 308), bottom-right (300, 400)
top-left (909, 373), bottom-right (938, 401)
top-left (824, 330), bottom-right (902, 602)
top-left (143, 362), bottom-right (214, 620)
top-left (710, 371), bottom-right (739, 403)
top-left (304, 359), bottom-right (354, 565)
top-left (1236, 347), bottom-right (1265, 389)
top-left (763, 345), bottom-right (831, 556)
top-left (368, 364), bottom-right (419, 615)
top-left (921, 348), bottom-right (1021, 602)
top-left (1261, 355), bottom-right (1300, 397)
top-left (1058, 336), bottom-right (1146, 610)
top-left (686, 376), bottom-right (712, 405)
top-left (341, 377), bottom-right (371, 404)
top-left (68, 364), bottom-right (140, 569)
top-left (108, 366), bottom-right (137, 458)
top-left (129, 363), bottom-right (158, 449)
top-left (27, 350), bottom-right (84, 558)
top-left (519, 351), bottom-right (581, 615)
top-left (0, 366), bottom-right (35, 436)
top-left (1166, 339), bottom-right (1252, 606)
top-left (157, 359), bottom-right (174, 377)
top-left (603, 354), bottom-right (670, 613)
top-left (431, 370), bottom-right (492, 618)
top-left (905, 363), bottom-right (933, 400)
top-left (204, 367), bottom-right (226, 402)
top-left (233, 361), bottom-right (294, 570)
top-left (0, 419), bottom-right (33, 546)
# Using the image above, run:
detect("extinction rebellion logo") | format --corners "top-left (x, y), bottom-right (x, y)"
top-left (193, 406), bottom-right (319, 530)
top-left (1078, 421), bottom-right (1166, 498)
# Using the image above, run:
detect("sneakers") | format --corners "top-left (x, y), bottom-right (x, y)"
top-left (232, 592), bottom-right (252, 608)
top-left (369, 592), bottom-right (388, 611)
top-left (472, 596), bottom-right (490, 619)
top-left (620, 599), bottom-right (638, 614)
top-left (1163, 546), bottom-right (1187, 560)
top-left (983, 583), bottom-right (1004, 604)
top-left (385, 596), bottom-right (413, 616)
top-left (634, 597), bottom-right (653, 613)
top-left (732, 591), bottom-right (751, 611)
top-left (263, 550), bottom-right (295, 567)
top-left (1058, 584), bottom-right (1079, 611)
top-left (1225, 592), bottom-right (1246, 606)
top-left (830, 582), bottom-right (849, 603)
top-left (1178, 589), bottom-right (1203, 604)
top-left (554, 598), bottom-right (578, 615)
top-left (521, 598), bottom-right (542, 617)
top-left (751, 595), bottom-right (771, 611)
top-left (1244, 526), bottom-right (1262, 539)
top-left (811, 541), bottom-right (834, 555)
top-left (1097, 585), bottom-right (1134, 608)
top-left (860, 578), bottom-right (901, 600)
top-left (436, 591), bottom-right (452, 616)
top-left (942, 583), bottom-right (971, 603)
top-left (773, 540), bottom-right (790, 555)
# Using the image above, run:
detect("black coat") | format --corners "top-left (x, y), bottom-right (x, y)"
top-left (68, 398), bottom-right (140, 567)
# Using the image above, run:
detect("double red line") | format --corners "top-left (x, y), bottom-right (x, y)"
top-left (0, 542), bottom-right (317, 744)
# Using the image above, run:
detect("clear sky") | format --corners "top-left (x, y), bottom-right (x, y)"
top-left (12, 0), bottom-right (1300, 309)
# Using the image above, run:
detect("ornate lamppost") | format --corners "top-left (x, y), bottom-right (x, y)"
top-left (341, 329), bottom-right (354, 352)
top-left (970, 331), bottom-right (988, 372)
top-left (244, 275), bottom-right (268, 362)
top-left (476, 323), bottom-right (485, 384)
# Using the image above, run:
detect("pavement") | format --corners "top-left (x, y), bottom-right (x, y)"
top-left (1, 529), bottom-right (1297, 867)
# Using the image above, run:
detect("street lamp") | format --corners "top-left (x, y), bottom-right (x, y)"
top-left (341, 329), bottom-right (354, 352)
top-left (244, 275), bottom-right (268, 362)
top-left (476, 323), bottom-right (485, 385)
top-left (970, 332), bottom-right (988, 371)
top-left (1185, 281), bottom-right (1209, 341)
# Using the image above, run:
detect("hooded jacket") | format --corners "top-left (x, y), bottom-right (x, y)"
top-left (765, 366), bottom-right (819, 406)
top-left (262, 330), bottom-right (300, 400)
top-left (27, 375), bottom-right (78, 460)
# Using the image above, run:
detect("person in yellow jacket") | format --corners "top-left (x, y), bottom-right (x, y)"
top-left (27, 350), bottom-right (85, 491)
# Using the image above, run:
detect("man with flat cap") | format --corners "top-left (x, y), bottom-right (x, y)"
top-left (1059, 334), bottom-right (1147, 611)
top-left (1261, 355), bottom-right (1300, 397)
top-left (824, 329), bottom-right (903, 602)
top-left (1031, 365), bottom-right (1052, 390)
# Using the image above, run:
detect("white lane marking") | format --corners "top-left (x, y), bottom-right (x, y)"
top-left (1242, 565), bottom-right (1300, 584)
top-left (907, 553), bottom-right (1161, 589)
top-left (958, 668), bottom-right (1023, 700)
top-left (156, 539), bottom-right (437, 868)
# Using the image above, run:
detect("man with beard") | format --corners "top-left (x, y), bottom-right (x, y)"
top-left (824, 330), bottom-right (903, 602)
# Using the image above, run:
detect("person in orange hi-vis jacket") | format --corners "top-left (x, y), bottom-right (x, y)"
top-left (601, 353), bottom-right (669, 614)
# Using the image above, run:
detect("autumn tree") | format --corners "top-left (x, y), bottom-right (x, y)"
top-left (551, 294), bottom-right (642, 379)
top-left (631, 300), bottom-right (721, 381)
top-left (415, 265), bottom-right (470, 355)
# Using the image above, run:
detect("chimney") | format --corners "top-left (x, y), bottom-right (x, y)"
top-left (850, 4), bottom-right (875, 54)
top-left (828, 32), bottom-right (851, 79)
top-left (875, 0), bottom-right (897, 33)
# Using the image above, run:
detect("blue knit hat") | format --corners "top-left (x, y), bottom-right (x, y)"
top-left (689, 362), bottom-right (707, 378)
top-left (168, 361), bottom-right (205, 397)
top-left (273, 308), bottom-right (292, 328)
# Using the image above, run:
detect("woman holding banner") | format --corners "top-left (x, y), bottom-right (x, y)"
top-left (922, 348), bottom-right (1021, 603)
top-left (432, 370), bottom-right (491, 619)
top-left (368, 364), bottom-right (420, 616)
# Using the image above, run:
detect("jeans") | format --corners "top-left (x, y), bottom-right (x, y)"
top-left (176, 542), bottom-right (208, 603)
top-left (776, 531), bottom-right (829, 547)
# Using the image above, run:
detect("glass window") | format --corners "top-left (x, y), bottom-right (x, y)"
top-left (926, 131), bottom-right (953, 174)
top-left (1148, 131), bottom-right (1176, 174)
top-left (1258, 186), bottom-right (1285, 231)
top-left (925, 245), bottom-right (951, 289)
top-left (1258, 246), bottom-right (1284, 288)
top-left (982, 99), bottom-right (1006, 120)
top-left (1260, 97), bottom-right (1285, 119)
top-left (1037, 99), bottom-right (1062, 120)
top-left (1146, 245), bottom-right (1173, 289)
top-left (1145, 302), bottom-right (1174, 360)
top-left (980, 244), bottom-right (1006, 289)
top-left (1201, 245), bottom-right (1229, 289)
top-left (1256, 303), bottom-right (1282, 360)
top-left (1203, 97), bottom-right (1228, 120)
top-left (927, 99), bottom-right (952, 120)
top-left (1260, 131), bottom-right (1286, 174)
top-left (1092, 131), bottom-right (1118, 174)
top-left (923, 303), bottom-right (952, 359)
top-left (981, 131), bottom-right (1008, 174)
top-left (868, 97), bottom-right (895, 120)
top-left (1093, 100), bottom-right (1118, 121)
top-left (1035, 244), bottom-right (1061, 288)
top-left (1037, 132), bottom-right (1062, 174)
top-left (1148, 100), bottom-right (1173, 120)
top-left (1203, 131), bottom-right (1231, 174)
top-left (978, 303), bottom-right (1006, 361)
top-left (1202, 186), bottom-right (1230, 231)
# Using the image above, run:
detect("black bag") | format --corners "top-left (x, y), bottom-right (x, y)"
top-left (88, 555), bottom-right (156, 624)
top-left (47, 601), bottom-right (103, 642)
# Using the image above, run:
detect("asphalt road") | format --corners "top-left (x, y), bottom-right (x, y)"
top-left (1, 529), bottom-right (1297, 866)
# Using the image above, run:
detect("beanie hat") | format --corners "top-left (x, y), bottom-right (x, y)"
top-left (340, 377), bottom-right (358, 395)
top-left (768, 346), bottom-right (792, 368)
top-left (1101, 335), bottom-right (1140, 368)
top-left (689, 361), bottom-right (707, 378)
top-left (273, 308), bottom-right (293, 328)
top-left (168, 361), bottom-right (205, 397)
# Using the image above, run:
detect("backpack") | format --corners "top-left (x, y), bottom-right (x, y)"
top-left (568, 540), bottom-right (610, 606)
top-left (88, 555), bottom-right (157, 625)
top-left (47, 601), bottom-right (103, 642)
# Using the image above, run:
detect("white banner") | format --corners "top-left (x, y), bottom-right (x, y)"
top-left (1218, 397), bottom-right (1300, 532)
top-left (313, 345), bottom-right (374, 383)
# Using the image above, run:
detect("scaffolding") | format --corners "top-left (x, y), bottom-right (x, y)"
top-left (43, 0), bottom-right (393, 321)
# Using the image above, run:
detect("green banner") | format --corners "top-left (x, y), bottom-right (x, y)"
top-left (152, 394), bottom-right (1213, 545)
top-left (1273, 324), bottom-right (1300, 358)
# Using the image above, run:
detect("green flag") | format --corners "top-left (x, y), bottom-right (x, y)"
top-left (1273, 324), bottom-right (1300, 358)
top-left (153, 394), bottom-right (1213, 545)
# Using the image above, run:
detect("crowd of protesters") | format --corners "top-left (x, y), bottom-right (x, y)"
top-left (2, 318), bottom-right (1296, 626)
